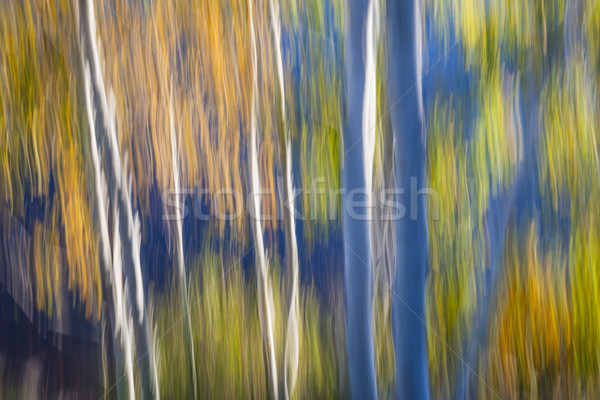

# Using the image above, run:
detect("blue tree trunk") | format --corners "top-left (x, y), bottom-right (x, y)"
top-left (386, 0), bottom-right (430, 398)
top-left (342, 0), bottom-right (378, 398)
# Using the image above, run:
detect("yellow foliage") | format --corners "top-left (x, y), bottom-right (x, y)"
top-left (0, 0), bottom-right (101, 318)
top-left (486, 223), bottom-right (568, 397)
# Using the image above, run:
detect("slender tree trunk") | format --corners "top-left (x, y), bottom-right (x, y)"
top-left (386, 0), bottom-right (430, 398)
top-left (111, 206), bottom-right (137, 400)
top-left (80, 56), bottom-right (135, 399)
top-left (281, 136), bottom-right (300, 400)
top-left (168, 84), bottom-right (198, 400)
top-left (371, 112), bottom-right (396, 345)
top-left (342, 0), bottom-right (378, 398)
top-left (77, 0), bottom-right (159, 397)
top-left (248, 1), bottom-right (279, 397)
top-left (268, 1), bottom-right (300, 398)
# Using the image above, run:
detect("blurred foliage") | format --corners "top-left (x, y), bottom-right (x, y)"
top-left (418, 0), bottom-right (600, 397)
top-left (153, 249), bottom-right (342, 399)
top-left (281, 0), bottom-right (345, 247)
top-left (2, 0), bottom-right (600, 398)
top-left (483, 222), bottom-right (568, 398)
top-left (426, 98), bottom-right (481, 398)
top-left (0, 0), bottom-right (101, 318)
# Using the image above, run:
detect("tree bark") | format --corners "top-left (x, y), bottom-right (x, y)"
top-left (168, 84), bottom-right (198, 399)
top-left (248, 1), bottom-right (279, 397)
top-left (342, 0), bottom-right (378, 398)
top-left (77, 1), bottom-right (159, 397)
top-left (385, 0), bottom-right (430, 398)
top-left (80, 57), bottom-right (135, 399)
top-left (268, 1), bottom-right (300, 398)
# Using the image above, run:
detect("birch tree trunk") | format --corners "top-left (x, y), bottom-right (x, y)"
top-left (77, 0), bottom-right (159, 397)
top-left (248, 1), bottom-right (279, 397)
top-left (80, 57), bottom-right (135, 399)
top-left (168, 84), bottom-right (198, 400)
top-left (268, 1), bottom-right (300, 398)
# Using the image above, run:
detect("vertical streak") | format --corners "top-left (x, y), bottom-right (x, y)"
top-left (342, 0), bottom-right (378, 398)
top-left (169, 82), bottom-right (198, 399)
top-left (269, 1), bottom-right (300, 398)
top-left (249, 1), bottom-right (279, 397)
top-left (363, 0), bottom-right (379, 200)
top-left (364, 0), bottom-right (381, 331)
top-left (81, 57), bottom-right (136, 400)
top-left (386, 0), bottom-right (430, 398)
top-left (77, 0), bottom-right (159, 397)
top-left (112, 208), bottom-right (136, 400)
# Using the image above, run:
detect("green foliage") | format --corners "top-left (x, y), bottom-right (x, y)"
top-left (426, 98), bottom-right (482, 398)
top-left (154, 250), bottom-right (342, 399)
top-left (283, 0), bottom-right (344, 247)
top-left (3, 0), bottom-right (600, 397)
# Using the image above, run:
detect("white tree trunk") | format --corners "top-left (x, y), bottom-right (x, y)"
top-left (268, 1), bottom-right (299, 398)
top-left (80, 57), bottom-right (135, 399)
top-left (363, 0), bottom-right (379, 200)
top-left (168, 83), bottom-right (198, 399)
top-left (77, 0), bottom-right (159, 397)
top-left (111, 206), bottom-right (136, 400)
top-left (248, 1), bottom-right (279, 397)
